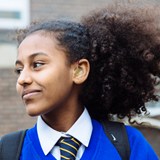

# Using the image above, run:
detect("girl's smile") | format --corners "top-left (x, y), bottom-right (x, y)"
top-left (22, 88), bottom-right (42, 100)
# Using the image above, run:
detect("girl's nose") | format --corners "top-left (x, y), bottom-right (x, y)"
top-left (17, 69), bottom-right (32, 86)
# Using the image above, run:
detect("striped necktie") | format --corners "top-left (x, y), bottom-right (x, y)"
top-left (57, 137), bottom-right (81, 160)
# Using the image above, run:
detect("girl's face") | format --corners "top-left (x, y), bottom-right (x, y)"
top-left (15, 32), bottom-right (78, 117)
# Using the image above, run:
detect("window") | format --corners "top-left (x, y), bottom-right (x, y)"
top-left (0, 0), bottom-right (30, 29)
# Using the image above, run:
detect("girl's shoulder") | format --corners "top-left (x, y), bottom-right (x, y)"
top-left (125, 125), bottom-right (143, 138)
top-left (125, 125), bottom-right (159, 159)
top-left (125, 125), bottom-right (149, 145)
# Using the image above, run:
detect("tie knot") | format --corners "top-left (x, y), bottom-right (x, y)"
top-left (57, 137), bottom-right (81, 160)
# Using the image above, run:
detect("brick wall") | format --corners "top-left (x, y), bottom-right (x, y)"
top-left (0, 68), bottom-right (36, 136)
top-left (30, 0), bottom-right (112, 21)
top-left (0, 0), bottom-right (112, 44)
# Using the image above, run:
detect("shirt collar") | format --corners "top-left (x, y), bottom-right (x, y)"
top-left (66, 108), bottom-right (92, 147)
top-left (37, 116), bottom-right (61, 155)
top-left (37, 108), bottom-right (92, 155)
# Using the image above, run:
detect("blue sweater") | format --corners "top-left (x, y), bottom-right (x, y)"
top-left (20, 119), bottom-right (159, 160)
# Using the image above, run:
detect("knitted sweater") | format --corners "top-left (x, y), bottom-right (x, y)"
top-left (20, 119), bottom-right (159, 160)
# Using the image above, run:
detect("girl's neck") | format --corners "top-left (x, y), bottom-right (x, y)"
top-left (41, 105), bottom-right (84, 132)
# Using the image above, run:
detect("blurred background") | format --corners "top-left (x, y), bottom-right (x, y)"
top-left (0, 0), bottom-right (159, 157)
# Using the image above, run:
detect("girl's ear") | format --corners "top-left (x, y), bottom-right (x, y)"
top-left (72, 59), bottom-right (90, 84)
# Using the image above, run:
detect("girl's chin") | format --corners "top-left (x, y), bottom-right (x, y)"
top-left (27, 111), bottom-right (40, 117)
top-left (26, 107), bottom-right (42, 117)
top-left (24, 102), bottom-right (43, 117)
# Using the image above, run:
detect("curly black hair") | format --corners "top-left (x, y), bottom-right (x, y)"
top-left (16, 4), bottom-right (160, 121)
top-left (81, 4), bottom-right (160, 120)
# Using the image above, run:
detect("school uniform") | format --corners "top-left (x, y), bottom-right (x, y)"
top-left (20, 108), bottom-right (159, 160)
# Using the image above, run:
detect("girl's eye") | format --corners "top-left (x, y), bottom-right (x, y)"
top-left (14, 68), bottom-right (23, 75)
top-left (33, 62), bottom-right (44, 68)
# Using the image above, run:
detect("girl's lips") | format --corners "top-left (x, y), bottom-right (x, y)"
top-left (22, 90), bottom-right (41, 100)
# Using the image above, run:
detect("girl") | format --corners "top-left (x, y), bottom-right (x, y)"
top-left (1, 4), bottom-right (160, 160)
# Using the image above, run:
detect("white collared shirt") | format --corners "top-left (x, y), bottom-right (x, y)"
top-left (37, 108), bottom-right (93, 160)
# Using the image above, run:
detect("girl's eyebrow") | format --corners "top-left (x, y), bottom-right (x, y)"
top-left (15, 52), bottom-right (48, 65)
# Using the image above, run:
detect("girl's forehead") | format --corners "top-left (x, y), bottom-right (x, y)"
top-left (17, 32), bottom-right (68, 62)
top-left (25, 30), bottom-right (58, 41)
top-left (18, 31), bottom-right (59, 50)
